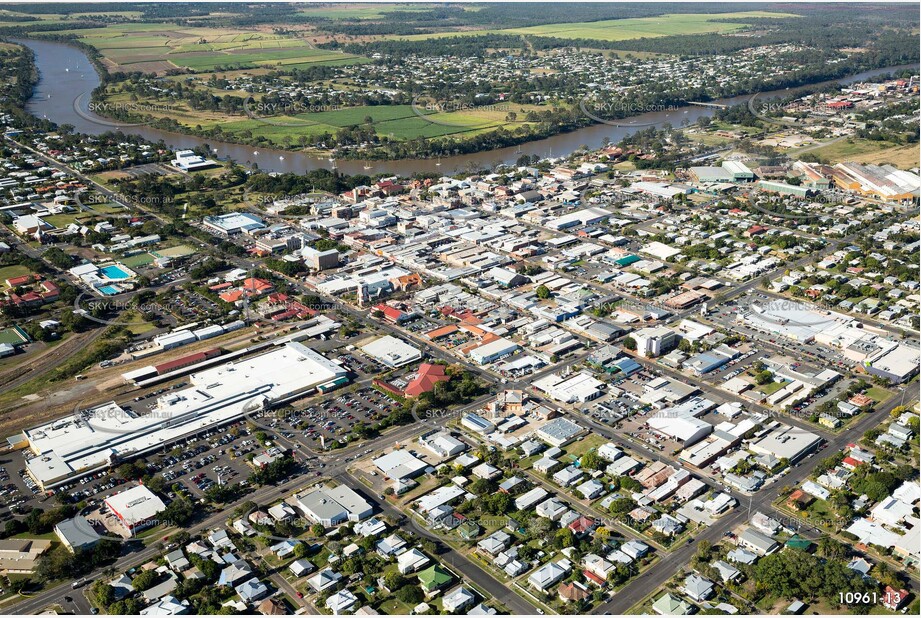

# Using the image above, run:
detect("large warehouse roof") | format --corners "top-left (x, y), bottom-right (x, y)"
top-left (361, 335), bottom-right (422, 368)
top-left (25, 342), bottom-right (346, 489)
top-left (105, 485), bottom-right (166, 528)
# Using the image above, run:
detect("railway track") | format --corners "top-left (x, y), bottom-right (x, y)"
top-left (0, 328), bottom-right (107, 395)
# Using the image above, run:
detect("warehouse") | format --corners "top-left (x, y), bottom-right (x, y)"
top-left (295, 485), bottom-right (373, 526)
top-left (24, 342), bottom-right (347, 490)
top-left (467, 337), bottom-right (519, 365)
top-left (749, 424), bottom-right (822, 464)
top-left (756, 180), bottom-right (812, 198)
top-left (360, 335), bottom-right (422, 368)
top-left (105, 485), bottom-right (166, 535)
top-left (721, 161), bottom-right (754, 182)
top-left (532, 371), bottom-right (605, 404)
top-left (536, 418), bottom-right (587, 447)
top-left (865, 343), bottom-right (920, 384)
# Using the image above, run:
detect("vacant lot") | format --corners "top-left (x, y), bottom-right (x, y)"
top-left (795, 137), bottom-right (920, 170)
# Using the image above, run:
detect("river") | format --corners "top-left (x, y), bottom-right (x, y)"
top-left (15, 37), bottom-right (919, 176)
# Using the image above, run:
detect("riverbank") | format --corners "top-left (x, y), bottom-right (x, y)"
top-left (13, 37), bottom-right (919, 175)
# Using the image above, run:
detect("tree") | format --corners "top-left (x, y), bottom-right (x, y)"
top-left (395, 584), bottom-right (423, 604)
top-left (623, 336), bottom-right (636, 351)
top-left (130, 569), bottom-right (160, 591)
top-left (535, 284), bottom-right (551, 299)
top-left (581, 450), bottom-right (603, 471)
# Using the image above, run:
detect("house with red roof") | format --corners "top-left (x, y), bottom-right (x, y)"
top-left (882, 587), bottom-right (908, 611)
top-left (373, 303), bottom-right (413, 324)
top-left (5, 273), bottom-right (38, 288)
top-left (568, 516), bottom-right (595, 537)
top-left (404, 363), bottom-right (450, 398)
top-left (841, 456), bottom-right (863, 471)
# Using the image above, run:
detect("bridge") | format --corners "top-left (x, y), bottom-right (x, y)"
top-left (688, 101), bottom-right (728, 109)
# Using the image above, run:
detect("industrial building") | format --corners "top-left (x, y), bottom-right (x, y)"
top-left (24, 342), bottom-right (347, 490)
top-left (294, 485), bottom-right (373, 526)
top-left (749, 424), bottom-right (822, 464)
top-left (536, 417), bottom-right (587, 447)
top-left (360, 335), bottom-right (422, 368)
top-left (104, 485), bottom-right (167, 535)
top-left (202, 212), bottom-right (265, 236)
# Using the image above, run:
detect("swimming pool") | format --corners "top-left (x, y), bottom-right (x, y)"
top-left (98, 285), bottom-right (120, 296)
top-left (99, 264), bottom-right (130, 280)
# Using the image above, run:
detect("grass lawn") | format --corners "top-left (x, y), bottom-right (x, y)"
top-left (562, 433), bottom-right (608, 461)
top-left (865, 386), bottom-right (893, 404)
top-left (758, 380), bottom-right (787, 396)
top-left (120, 310), bottom-right (157, 336)
top-left (120, 253), bottom-right (156, 268)
top-left (377, 597), bottom-right (416, 615)
top-left (0, 264), bottom-right (33, 284)
top-left (794, 137), bottom-right (919, 169)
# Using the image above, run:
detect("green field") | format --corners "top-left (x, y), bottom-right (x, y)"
top-left (39, 23), bottom-right (366, 72)
top-left (0, 264), bottom-right (32, 284)
top-left (101, 86), bottom-right (537, 146)
top-left (0, 326), bottom-right (29, 346)
top-left (295, 3), bottom-right (440, 20)
top-left (120, 252), bottom-right (156, 268)
top-left (793, 137), bottom-right (920, 170)
top-left (393, 11), bottom-right (798, 42)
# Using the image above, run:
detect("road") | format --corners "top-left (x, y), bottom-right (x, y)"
top-left (4, 392), bottom-right (536, 615)
top-left (595, 379), bottom-right (919, 614)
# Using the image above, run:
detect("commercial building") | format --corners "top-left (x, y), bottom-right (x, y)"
top-left (532, 371), bottom-right (605, 404)
top-left (171, 149), bottom-right (216, 171)
top-left (536, 418), bottom-right (587, 447)
top-left (864, 343), bottom-right (920, 384)
top-left (749, 424), bottom-right (822, 464)
top-left (202, 212), bottom-right (265, 236)
top-left (0, 538), bottom-right (52, 573)
top-left (104, 485), bottom-right (167, 535)
top-left (633, 326), bottom-right (680, 358)
top-left (301, 246), bottom-right (339, 271)
top-left (467, 337), bottom-right (519, 365)
top-left (294, 485), bottom-right (373, 526)
top-left (54, 516), bottom-right (102, 553)
top-left (546, 207), bottom-right (611, 231)
top-left (360, 335), bottom-right (422, 368)
top-left (24, 342), bottom-right (347, 490)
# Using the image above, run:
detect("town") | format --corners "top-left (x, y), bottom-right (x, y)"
top-left (0, 3), bottom-right (918, 618)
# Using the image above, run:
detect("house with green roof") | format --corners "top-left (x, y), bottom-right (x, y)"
top-left (652, 592), bottom-right (693, 615)
top-left (417, 564), bottom-right (453, 594)
top-left (458, 520), bottom-right (480, 540)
